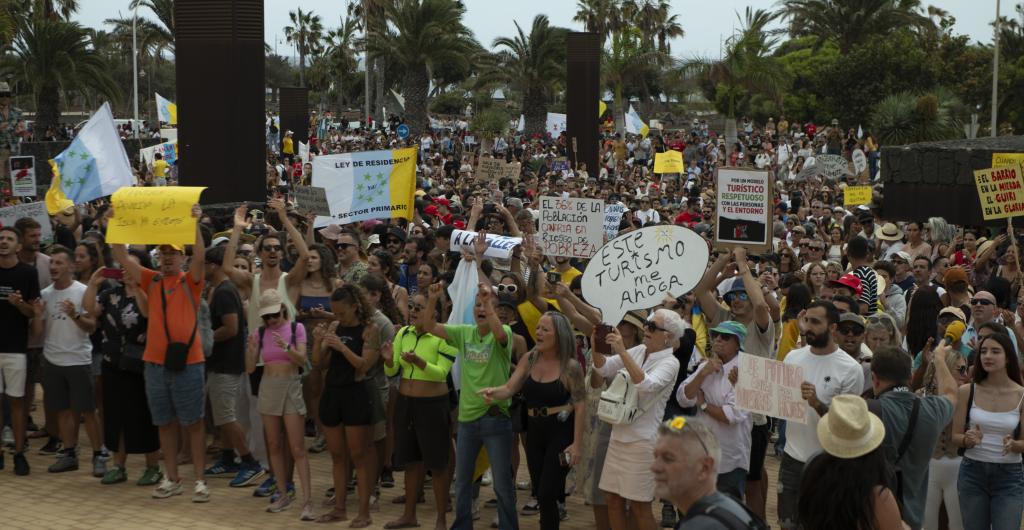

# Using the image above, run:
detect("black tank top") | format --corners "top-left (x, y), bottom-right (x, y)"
top-left (326, 323), bottom-right (365, 387)
top-left (523, 374), bottom-right (571, 410)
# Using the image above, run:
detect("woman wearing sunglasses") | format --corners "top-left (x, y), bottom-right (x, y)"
top-left (592, 309), bottom-right (687, 530)
top-left (919, 345), bottom-right (971, 530)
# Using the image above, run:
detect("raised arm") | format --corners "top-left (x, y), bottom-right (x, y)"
top-left (734, 247), bottom-right (771, 331)
top-left (695, 250), bottom-right (731, 323)
top-left (221, 205), bottom-right (255, 289)
top-left (477, 282), bottom-right (508, 347)
top-left (82, 268), bottom-right (105, 318)
top-left (269, 198), bottom-right (310, 287)
top-left (423, 282), bottom-right (449, 340)
top-left (188, 204), bottom-right (205, 285)
top-left (110, 207), bottom-right (142, 282)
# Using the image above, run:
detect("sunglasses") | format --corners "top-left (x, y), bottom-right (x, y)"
top-left (809, 246), bottom-right (824, 251)
top-left (956, 365), bottom-right (969, 375)
top-left (387, 238), bottom-right (401, 245)
top-left (725, 292), bottom-right (750, 303)
top-left (496, 284), bottom-right (518, 294)
top-left (335, 242), bottom-right (355, 250)
top-left (710, 331), bottom-right (737, 341)
top-left (662, 416), bottom-right (709, 455)
top-left (645, 320), bottom-right (668, 333)
top-left (837, 326), bottom-right (864, 336)
top-left (261, 311), bottom-right (281, 322)
top-left (970, 298), bottom-right (994, 306)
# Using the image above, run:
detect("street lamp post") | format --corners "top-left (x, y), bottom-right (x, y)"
top-left (132, 3), bottom-right (140, 137)
top-left (992, 0), bottom-right (1001, 137)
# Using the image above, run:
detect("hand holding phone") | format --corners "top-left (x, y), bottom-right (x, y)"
top-left (101, 267), bottom-right (124, 280)
top-left (594, 324), bottom-right (613, 355)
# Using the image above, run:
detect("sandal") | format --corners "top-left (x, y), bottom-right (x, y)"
top-left (349, 517), bottom-right (372, 529)
top-left (383, 520), bottom-right (421, 529)
top-left (315, 509), bottom-right (348, 524)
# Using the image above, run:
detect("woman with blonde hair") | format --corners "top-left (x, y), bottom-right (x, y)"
top-left (919, 345), bottom-right (971, 530)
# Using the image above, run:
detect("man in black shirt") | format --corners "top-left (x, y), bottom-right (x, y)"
top-left (203, 246), bottom-right (264, 486)
top-left (0, 226), bottom-right (42, 475)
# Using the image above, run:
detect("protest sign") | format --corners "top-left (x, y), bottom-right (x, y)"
top-left (476, 157), bottom-right (507, 181)
top-left (734, 353), bottom-right (807, 424)
top-left (814, 154), bottom-right (853, 180)
top-left (974, 165), bottom-right (1024, 220)
top-left (9, 156), bottom-right (36, 197)
top-left (539, 197), bottom-right (605, 258)
top-left (843, 185), bottom-right (872, 206)
top-left (545, 113), bottom-right (566, 136)
top-left (852, 149), bottom-right (867, 174)
top-left (0, 201), bottom-right (52, 244)
top-left (449, 229), bottom-right (523, 260)
top-left (312, 147), bottom-right (418, 227)
top-left (503, 161), bottom-right (522, 181)
top-left (140, 141), bottom-right (178, 166)
top-left (581, 225), bottom-right (709, 324)
top-left (292, 186), bottom-right (331, 216)
top-left (715, 168), bottom-right (772, 251)
top-left (106, 186), bottom-right (206, 245)
top-left (993, 153), bottom-right (1024, 168)
top-left (653, 150), bottom-right (683, 174)
top-left (464, 136), bottom-right (476, 145)
top-left (550, 157), bottom-right (570, 172)
top-left (604, 203), bottom-right (626, 239)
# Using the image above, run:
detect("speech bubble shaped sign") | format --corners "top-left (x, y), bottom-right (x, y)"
top-left (581, 225), bottom-right (710, 325)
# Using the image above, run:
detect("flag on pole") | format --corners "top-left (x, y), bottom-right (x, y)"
top-left (45, 103), bottom-right (135, 214)
top-left (857, 124), bottom-right (863, 139)
top-left (625, 105), bottom-right (649, 137)
top-left (599, 100), bottom-right (607, 117)
top-left (155, 93), bottom-right (177, 125)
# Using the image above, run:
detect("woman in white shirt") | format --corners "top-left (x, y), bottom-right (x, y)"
top-left (592, 309), bottom-right (685, 530)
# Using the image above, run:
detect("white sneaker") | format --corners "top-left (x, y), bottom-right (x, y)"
top-left (192, 480), bottom-right (210, 503)
top-left (1, 426), bottom-right (13, 447)
top-left (152, 477), bottom-right (184, 499)
top-left (481, 468), bottom-right (492, 486)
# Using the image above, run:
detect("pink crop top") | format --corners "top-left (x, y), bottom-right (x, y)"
top-left (254, 322), bottom-right (307, 364)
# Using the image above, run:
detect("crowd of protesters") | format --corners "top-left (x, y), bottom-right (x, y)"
top-left (1, 109), bottom-right (1024, 530)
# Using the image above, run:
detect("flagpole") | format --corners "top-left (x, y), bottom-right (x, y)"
top-left (132, 3), bottom-right (139, 137)
top-left (991, 0), bottom-right (1001, 137)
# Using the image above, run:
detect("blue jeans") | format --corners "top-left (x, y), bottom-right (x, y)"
top-left (144, 362), bottom-right (205, 426)
top-left (452, 414), bottom-right (518, 530)
top-left (958, 457), bottom-right (1024, 530)
top-left (717, 467), bottom-right (747, 501)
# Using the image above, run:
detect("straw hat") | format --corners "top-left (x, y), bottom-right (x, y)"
top-left (874, 222), bottom-right (903, 241)
top-left (976, 238), bottom-right (996, 258)
top-left (817, 394), bottom-right (885, 459)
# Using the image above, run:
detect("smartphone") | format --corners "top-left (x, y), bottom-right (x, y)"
top-left (101, 268), bottom-right (123, 280)
top-left (594, 324), bottom-right (613, 355)
top-left (546, 271), bottom-right (561, 284)
top-left (252, 209), bottom-right (265, 222)
top-left (483, 202), bottom-right (497, 215)
top-left (558, 450), bottom-right (572, 467)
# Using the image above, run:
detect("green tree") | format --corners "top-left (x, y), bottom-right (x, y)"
top-left (573, 0), bottom-right (622, 45)
top-left (5, 16), bottom-right (119, 132)
top-left (778, 0), bottom-right (933, 54)
top-left (870, 89), bottom-right (963, 144)
top-left (430, 90), bottom-right (466, 116)
top-left (483, 15), bottom-right (567, 137)
top-left (602, 26), bottom-right (667, 131)
top-left (284, 7), bottom-right (324, 87)
top-left (367, 0), bottom-right (477, 136)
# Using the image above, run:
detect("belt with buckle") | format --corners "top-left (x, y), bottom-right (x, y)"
top-left (527, 404), bottom-right (573, 418)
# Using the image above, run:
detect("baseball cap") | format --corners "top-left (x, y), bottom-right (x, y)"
top-left (211, 236), bottom-right (230, 247)
top-left (496, 292), bottom-right (517, 310)
top-left (938, 307), bottom-right (967, 322)
top-left (893, 251), bottom-right (912, 263)
top-left (724, 277), bottom-right (746, 296)
top-left (434, 197), bottom-right (451, 207)
top-left (943, 266), bottom-right (969, 286)
top-left (839, 312), bottom-right (866, 329)
top-left (830, 273), bottom-right (863, 297)
top-left (158, 243), bottom-right (184, 253)
top-left (258, 289), bottom-right (284, 317)
top-left (710, 321), bottom-right (748, 344)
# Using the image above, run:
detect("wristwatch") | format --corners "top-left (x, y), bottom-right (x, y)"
top-left (700, 402), bottom-right (708, 412)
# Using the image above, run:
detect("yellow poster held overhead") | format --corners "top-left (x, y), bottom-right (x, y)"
top-left (975, 165), bottom-right (1024, 220)
top-left (106, 186), bottom-right (206, 245)
top-left (843, 185), bottom-right (873, 206)
top-left (653, 150), bottom-right (683, 174)
top-left (993, 153), bottom-right (1024, 168)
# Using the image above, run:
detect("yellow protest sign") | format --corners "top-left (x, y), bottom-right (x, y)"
top-left (843, 185), bottom-right (873, 206)
top-left (653, 150), bottom-right (683, 174)
top-left (106, 186), bottom-right (206, 245)
top-left (993, 153), bottom-right (1024, 168)
top-left (975, 165), bottom-right (1024, 220)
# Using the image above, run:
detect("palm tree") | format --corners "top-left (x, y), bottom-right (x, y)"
top-left (573, 0), bottom-right (620, 45)
top-left (683, 8), bottom-right (788, 144)
top-left (130, 0), bottom-right (174, 53)
top-left (4, 16), bottom-right (119, 132)
top-left (778, 0), bottom-right (933, 54)
top-left (312, 15), bottom-right (360, 110)
top-left (482, 15), bottom-right (567, 137)
top-left (870, 89), bottom-right (963, 144)
top-left (284, 7), bottom-right (324, 87)
top-left (367, 0), bottom-right (477, 136)
top-left (652, 0), bottom-right (683, 54)
top-left (603, 26), bottom-right (668, 131)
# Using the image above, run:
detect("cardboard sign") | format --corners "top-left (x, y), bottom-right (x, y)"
top-left (9, 156), bottom-right (36, 197)
top-left (735, 353), bottom-right (808, 424)
top-left (993, 153), bottom-right (1024, 168)
top-left (714, 168), bottom-right (772, 251)
top-left (604, 203), bottom-right (626, 238)
top-left (975, 165), bottom-right (1024, 220)
top-left (814, 154), bottom-right (852, 180)
top-left (581, 225), bottom-right (709, 324)
top-left (106, 186), bottom-right (206, 245)
top-left (0, 201), bottom-right (53, 244)
top-left (653, 150), bottom-right (683, 174)
top-left (449, 229), bottom-right (523, 260)
top-left (503, 161), bottom-right (522, 181)
top-left (844, 185), bottom-right (873, 206)
top-left (852, 149), bottom-right (867, 174)
top-left (292, 186), bottom-right (331, 216)
top-left (476, 157), bottom-right (507, 180)
top-left (539, 197), bottom-right (605, 258)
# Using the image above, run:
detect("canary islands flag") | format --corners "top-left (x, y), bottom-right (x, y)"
top-left (625, 105), bottom-right (649, 138)
top-left (155, 92), bottom-right (177, 125)
top-left (45, 103), bottom-right (134, 214)
top-left (312, 147), bottom-right (418, 226)
top-left (599, 100), bottom-right (607, 117)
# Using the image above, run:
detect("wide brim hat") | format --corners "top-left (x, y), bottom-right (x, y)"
top-left (874, 222), bottom-right (903, 241)
top-left (817, 394), bottom-right (886, 459)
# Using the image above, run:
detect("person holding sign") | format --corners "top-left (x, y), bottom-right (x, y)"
top-left (676, 321), bottom-right (753, 501)
top-left (592, 309), bottom-right (685, 530)
top-left (777, 301), bottom-right (865, 530)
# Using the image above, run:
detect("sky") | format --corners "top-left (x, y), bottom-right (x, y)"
top-left (79, 0), bottom-right (1013, 61)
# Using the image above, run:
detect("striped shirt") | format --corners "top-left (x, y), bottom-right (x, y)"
top-left (853, 265), bottom-right (879, 312)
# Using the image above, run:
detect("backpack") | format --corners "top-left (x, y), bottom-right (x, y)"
top-left (198, 299), bottom-right (214, 360)
top-left (685, 494), bottom-right (769, 530)
top-left (598, 368), bottom-right (643, 425)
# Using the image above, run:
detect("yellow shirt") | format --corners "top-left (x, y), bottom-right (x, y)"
top-left (559, 267), bottom-right (582, 286)
top-left (777, 319), bottom-right (800, 361)
top-left (152, 159), bottom-right (169, 178)
top-left (282, 137), bottom-right (294, 155)
top-left (517, 299), bottom-right (561, 342)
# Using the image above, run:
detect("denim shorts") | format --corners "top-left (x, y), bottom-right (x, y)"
top-left (145, 362), bottom-right (205, 426)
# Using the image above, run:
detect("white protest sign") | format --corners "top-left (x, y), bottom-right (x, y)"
top-left (715, 168), bottom-right (771, 251)
top-left (852, 149), bottom-right (867, 175)
top-left (604, 203), bottom-right (625, 239)
top-left (476, 157), bottom-right (507, 180)
top-left (449, 229), bottom-right (523, 260)
top-left (0, 201), bottom-right (53, 244)
top-left (292, 186), bottom-right (331, 216)
top-left (734, 353), bottom-right (807, 424)
top-left (546, 112), bottom-right (567, 136)
top-left (815, 153), bottom-right (853, 180)
top-left (9, 156), bottom-right (36, 197)
top-left (581, 225), bottom-right (709, 324)
top-left (539, 197), bottom-right (605, 258)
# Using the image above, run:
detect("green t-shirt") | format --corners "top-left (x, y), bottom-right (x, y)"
top-left (444, 323), bottom-right (513, 422)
